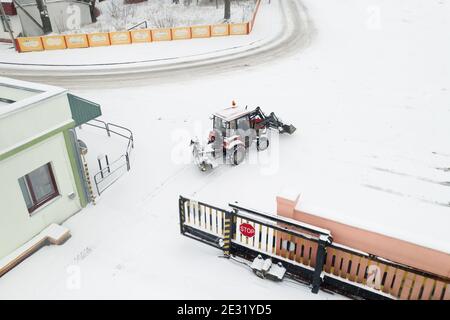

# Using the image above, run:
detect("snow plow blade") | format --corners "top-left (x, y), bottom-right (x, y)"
top-left (281, 124), bottom-right (296, 135)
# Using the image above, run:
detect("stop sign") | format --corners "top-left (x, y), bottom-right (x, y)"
top-left (240, 223), bottom-right (255, 238)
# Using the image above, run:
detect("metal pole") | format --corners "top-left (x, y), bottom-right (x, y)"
top-left (311, 235), bottom-right (332, 294)
top-left (222, 210), bottom-right (233, 257)
top-left (105, 154), bottom-right (110, 174)
top-left (0, 3), bottom-right (17, 51)
top-left (179, 196), bottom-right (185, 235)
top-left (97, 158), bottom-right (103, 179)
top-left (125, 153), bottom-right (130, 171)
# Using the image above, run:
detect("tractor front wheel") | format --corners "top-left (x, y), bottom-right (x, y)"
top-left (233, 145), bottom-right (246, 165)
top-left (257, 136), bottom-right (269, 151)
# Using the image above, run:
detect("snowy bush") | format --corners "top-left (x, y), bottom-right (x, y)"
top-left (105, 0), bottom-right (137, 31)
top-left (64, 0), bottom-right (256, 34)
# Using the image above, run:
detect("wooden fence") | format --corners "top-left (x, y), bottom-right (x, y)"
top-left (179, 195), bottom-right (450, 300)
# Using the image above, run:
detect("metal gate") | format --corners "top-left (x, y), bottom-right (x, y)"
top-left (178, 196), bottom-right (450, 300)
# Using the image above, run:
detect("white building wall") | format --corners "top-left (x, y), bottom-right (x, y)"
top-left (0, 93), bottom-right (73, 153)
top-left (0, 15), bottom-right (21, 40)
top-left (16, 1), bottom-right (92, 37)
top-left (0, 132), bottom-right (81, 259)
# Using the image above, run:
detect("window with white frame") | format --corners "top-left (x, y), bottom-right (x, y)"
top-left (18, 163), bottom-right (59, 215)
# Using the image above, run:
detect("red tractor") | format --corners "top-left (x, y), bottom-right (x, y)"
top-left (191, 104), bottom-right (296, 171)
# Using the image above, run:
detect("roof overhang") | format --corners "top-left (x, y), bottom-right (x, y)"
top-left (0, 77), bottom-right (102, 126)
top-left (67, 93), bottom-right (102, 126)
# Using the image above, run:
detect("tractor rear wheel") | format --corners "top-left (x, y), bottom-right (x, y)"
top-left (233, 145), bottom-right (246, 165)
top-left (257, 136), bottom-right (269, 151)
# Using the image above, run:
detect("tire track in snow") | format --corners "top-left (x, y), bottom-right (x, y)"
top-left (371, 166), bottom-right (450, 187)
top-left (311, 149), bottom-right (450, 207)
top-left (363, 184), bottom-right (450, 208)
top-left (138, 164), bottom-right (191, 203)
top-left (135, 161), bottom-right (231, 211)
top-left (190, 165), bottom-right (231, 197)
top-left (0, 0), bottom-right (314, 90)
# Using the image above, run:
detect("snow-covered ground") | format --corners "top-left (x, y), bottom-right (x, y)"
top-left (0, 0), bottom-right (449, 299)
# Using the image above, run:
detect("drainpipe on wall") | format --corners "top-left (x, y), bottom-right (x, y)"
top-left (68, 129), bottom-right (91, 206)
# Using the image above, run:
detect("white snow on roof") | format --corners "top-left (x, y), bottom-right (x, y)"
top-left (213, 106), bottom-right (251, 121)
top-left (0, 76), bottom-right (66, 119)
top-left (277, 187), bottom-right (301, 202)
top-left (294, 188), bottom-right (450, 254)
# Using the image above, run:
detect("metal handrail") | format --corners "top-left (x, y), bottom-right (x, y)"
top-left (94, 154), bottom-right (126, 177)
top-left (81, 119), bottom-right (134, 195)
top-left (85, 118), bottom-right (108, 131)
top-left (128, 20), bottom-right (148, 31)
top-left (230, 203), bottom-right (331, 238)
top-left (84, 119), bottom-right (134, 154)
top-left (107, 122), bottom-right (134, 155)
top-left (93, 155), bottom-right (129, 195)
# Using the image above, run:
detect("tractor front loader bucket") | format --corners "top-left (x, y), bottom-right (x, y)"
top-left (258, 110), bottom-right (297, 135)
top-left (281, 124), bottom-right (296, 135)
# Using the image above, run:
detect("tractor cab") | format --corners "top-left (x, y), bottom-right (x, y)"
top-left (212, 106), bottom-right (252, 135)
top-left (209, 105), bottom-right (257, 149)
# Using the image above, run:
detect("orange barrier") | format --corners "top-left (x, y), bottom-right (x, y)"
top-left (191, 25), bottom-right (211, 38)
top-left (211, 24), bottom-right (230, 37)
top-left (130, 29), bottom-right (152, 43)
top-left (65, 34), bottom-right (89, 49)
top-left (41, 35), bottom-right (66, 50)
top-left (17, 37), bottom-right (43, 52)
top-left (151, 28), bottom-right (172, 41)
top-left (110, 31), bottom-right (131, 45)
top-left (172, 27), bottom-right (191, 40)
top-left (87, 32), bottom-right (110, 47)
top-left (230, 23), bottom-right (249, 35)
top-left (15, 0), bottom-right (261, 52)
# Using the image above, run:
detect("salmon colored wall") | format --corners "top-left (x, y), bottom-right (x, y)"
top-left (276, 195), bottom-right (450, 279)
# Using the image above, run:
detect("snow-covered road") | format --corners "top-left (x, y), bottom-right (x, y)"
top-left (0, 0), bottom-right (310, 89)
top-left (1, 0), bottom-right (449, 299)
